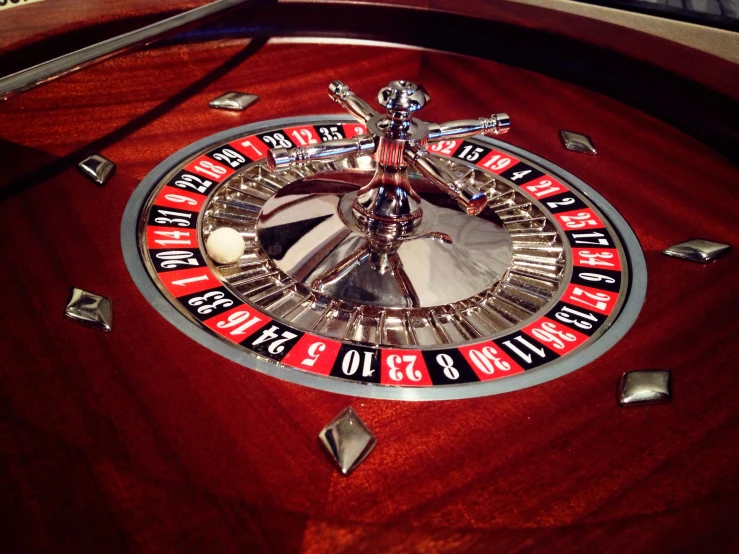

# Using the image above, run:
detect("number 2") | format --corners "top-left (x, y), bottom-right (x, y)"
top-left (173, 174), bottom-right (212, 194)
top-left (567, 287), bottom-right (611, 311)
top-left (559, 212), bottom-right (598, 229)
top-left (212, 148), bottom-right (245, 168)
top-left (429, 141), bottom-right (457, 155)
top-left (524, 179), bottom-right (561, 197)
top-left (387, 355), bottom-right (422, 382)
top-left (290, 129), bottom-right (318, 146)
top-left (261, 133), bottom-right (291, 148)
top-left (252, 325), bottom-right (298, 354)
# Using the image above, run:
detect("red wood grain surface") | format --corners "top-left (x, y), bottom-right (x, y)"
top-left (1, 6), bottom-right (738, 553)
top-left (0, 0), bottom-right (209, 52)
top-left (2, 0), bottom-right (736, 98)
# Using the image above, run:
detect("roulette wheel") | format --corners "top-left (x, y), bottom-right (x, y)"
top-left (1, 1), bottom-right (737, 551)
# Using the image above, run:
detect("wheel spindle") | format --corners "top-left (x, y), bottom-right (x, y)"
top-left (267, 79), bottom-right (511, 234)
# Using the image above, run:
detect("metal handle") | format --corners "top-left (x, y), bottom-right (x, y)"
top-left (427, 113), bottom-right (510, 142)
top-left (267, 134), bottom-right (376, 170)
top-left (405, 144), bottom-right (488, 215)
top-left (267, 79), bottom-right (509, 229)
top-left (328, 81), bottom-right (378, 124)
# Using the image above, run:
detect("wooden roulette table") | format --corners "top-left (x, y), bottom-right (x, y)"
top-left (1, 1), bottom-right (737, 551)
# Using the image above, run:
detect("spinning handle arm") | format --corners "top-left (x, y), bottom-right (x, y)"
top-left (329, 80), bottom-right (378, 123)
top-left (404, 144), bottom-right (488, 215)
top-left (267, 134), bottom-right (376, 171)
top-left (266, 79), bottom-right (510, 220)
top-left (427, 113), bottom-right (510, 142)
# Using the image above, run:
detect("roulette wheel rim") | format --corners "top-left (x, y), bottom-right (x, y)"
top-left (121, 114), bottom-right (648, 401)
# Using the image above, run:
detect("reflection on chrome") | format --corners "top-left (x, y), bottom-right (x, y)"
top-left (201, 155), bottom-right (566, 348)
top-left (257, 176), bottom-right (513, 308)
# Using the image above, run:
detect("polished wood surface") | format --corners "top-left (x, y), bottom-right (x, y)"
top-left (1, 4), bottom-right (738, 552)
top-left (0, 0), bottom-right (208, 52)
top-left (3, 0), bottom-right (736, 98)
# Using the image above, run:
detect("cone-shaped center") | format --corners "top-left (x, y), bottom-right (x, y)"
top-left (256, 171), bottom-right (512, 309)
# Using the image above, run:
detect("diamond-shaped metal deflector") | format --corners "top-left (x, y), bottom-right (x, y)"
top-left (64, 287), bottom-right (113, 332)
top-left (78, 154), bottom-right (115, 185)
top-left (319, 407), bottom-right (376, 475)
top-left (209, 91), bottom-right (259, 111)
top-left (618, 370), bottom-right (671, 406)
top-left (559, 130), bottom-right (597, 155)
top-left (663, 239), bottom-right (732, 263)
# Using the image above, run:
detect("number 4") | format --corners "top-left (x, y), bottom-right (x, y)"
top-left (510, 169), bottom-right (531, 181)
top-left (252, 325), bottom-right (298, 354)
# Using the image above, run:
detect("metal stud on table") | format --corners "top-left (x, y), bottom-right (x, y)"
top-left (618, 370), bottom-right (672, 406)
top-left (64, 287), bottom-right (113, 332)
top-left (663, 239), bottom-right (732, 263)
top-left (78, 154), bottom-right (115, 185)
top-left (209, 91), bottom-right (259, 111)
top-left (319, 407), bottom-right (376, 475)
top-left (559, 130), bottom-right (597, 155)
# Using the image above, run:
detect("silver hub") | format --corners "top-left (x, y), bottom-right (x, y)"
top-left (256, 172), bottom-right (513, 308)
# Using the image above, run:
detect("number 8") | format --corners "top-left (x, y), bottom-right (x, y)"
top-left (436, 353), bottom-right (459, 380)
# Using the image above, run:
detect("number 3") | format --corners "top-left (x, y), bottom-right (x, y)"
top-left (188, 291), bottom-right (233, 315)
top-left (387, 354), bottom-right (422, 382)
